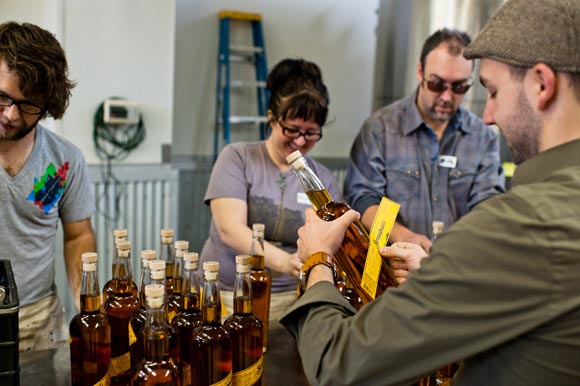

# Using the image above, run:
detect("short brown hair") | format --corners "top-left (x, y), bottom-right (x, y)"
top-left (0, 21), bottom-right (75, 119)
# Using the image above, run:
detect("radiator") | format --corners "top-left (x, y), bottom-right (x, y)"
top-left (89, 164), bottom-right (179, 293)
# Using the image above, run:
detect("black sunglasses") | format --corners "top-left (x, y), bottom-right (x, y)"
top-left (423, 79), bottom-right (472, 95)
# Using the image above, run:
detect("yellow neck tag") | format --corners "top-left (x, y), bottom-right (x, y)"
top-left (361, 197), bottom-right (400, 299)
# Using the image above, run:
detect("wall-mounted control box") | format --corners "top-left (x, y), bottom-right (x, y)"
top-left (104, 99), bottom-right (140, 125)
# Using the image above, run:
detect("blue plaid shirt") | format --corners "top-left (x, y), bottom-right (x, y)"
top-left (344, 89), bottom-right (505, 239)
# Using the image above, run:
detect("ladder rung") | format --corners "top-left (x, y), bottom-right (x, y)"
top-left (229, 116), bottom-right (268, 124)
top-left (230, 80), bottom-right (266, 88)
top-left (229, 45), bottom-right (263, 54)
top-left (219, 10), bottom-right (262, 21)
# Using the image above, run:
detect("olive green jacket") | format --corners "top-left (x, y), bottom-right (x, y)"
top-left (280, 139), bottom-right (580, 386)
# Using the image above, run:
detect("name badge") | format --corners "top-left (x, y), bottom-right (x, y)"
top-left (438, 155), bottom-right (457, 168)
top-left (297, 192), bottom-right (311, 205)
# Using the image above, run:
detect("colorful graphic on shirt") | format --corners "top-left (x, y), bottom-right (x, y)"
top-left (27, 162), bottom-right (69, 214)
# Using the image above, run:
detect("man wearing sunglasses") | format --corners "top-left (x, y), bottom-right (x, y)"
top-left (344, 28), bottom-right (505, 252)
top-left (0, 22), bottom-right (96, 352)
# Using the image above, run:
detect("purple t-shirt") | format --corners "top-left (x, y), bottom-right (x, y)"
top-left (201, 141), bottom-right (341, 292)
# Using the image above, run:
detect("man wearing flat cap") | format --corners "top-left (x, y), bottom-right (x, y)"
top-left (280, 0), bottom-right (580, 385)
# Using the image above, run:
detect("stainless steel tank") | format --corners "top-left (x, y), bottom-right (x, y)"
top-left (373, 0), bottom-right (506, 116)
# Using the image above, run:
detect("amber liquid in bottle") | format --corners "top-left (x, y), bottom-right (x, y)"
top-left (173, 252), bottom-right (203, 386)
top-left (307, 189), bottom-right (397, 306)
top-left (71, 253), bottom-right (112, 386)
top-left (249, 223), bottom-right (271, 353)
top-left (105, 272), bottom-right (139, 385)
top-left (159, 229), bottom-right (176, 298)
top-left (191, 262), bottom-right (233, 386)
top-left (167, 243), bottom-right (187, 324)
top-left (131, 284), bottom-right (181, 385)
top-left (224, 255), bottom-right (263, 386)
top-left (102, 233), bottom-right (138, 308)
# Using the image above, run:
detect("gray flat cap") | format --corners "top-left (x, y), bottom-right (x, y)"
top-left (464, 0), bottom-right (580, 72)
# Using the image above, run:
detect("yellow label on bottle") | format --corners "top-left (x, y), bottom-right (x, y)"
top-left (361, 196), bottom-right (400, 299)
top-left (128, 323), bottom-right (137, 346)
top-left (109, 351), bottom-right (130, 377)
top-left (232, 355), bottom-right (263, 386)
top-left (94, 368), bottom-right (111, 386)
top-left (210, 370), bottom-right (232, 386)
top-left (182, 364), bottom-right (192, 386)
top-left (168, 310), bottom-right (176, 323)
top-left (68, 335), bottom-right (72, 345)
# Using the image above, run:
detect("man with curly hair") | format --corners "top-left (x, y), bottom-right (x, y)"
top-left (0, 21), bottom-right (96, 352)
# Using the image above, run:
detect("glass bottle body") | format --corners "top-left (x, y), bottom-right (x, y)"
top-left (173, 294), bottom-right (203, 386)
top-left (191, 312), bottom-right (233, 386)
top-left (131, 287), bottom-right (180, 386)
top-left (249, 263), bottom-right (270, 353)
top-left (191, 262), bottom-right (232, 386)
top-left (309, 191), bottom-right (397, 308)
top-left (224, 298), bottom-right (263, 386)
top-left (70, 294), bottom-right (111, 386)
top-left (105, 277), bottom-right (139, 385)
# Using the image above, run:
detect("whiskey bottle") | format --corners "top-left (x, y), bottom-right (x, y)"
top-left (249, 223), bottom-right (271, 353)
top-left (130, 249), bottom-right (157, 371)
top-left (287, 150), bottom-right (398, 309)
top-left (224, 255), bottom-right (263, 386)
top-left (191, 261), bottom-right (233, 386)
top-left (102, 229), bottom-right (138, 306)
top-left (167, 240), bottom-right (189, 324)
top-left (130, 283), bottom-right (180, 385)
top-left (159, 228), bottom-right (176, 298)
top-left (70, 252), bottom-right (111, 386)
top-left (172, 252), bottom-right (203, 386)
top-left (104, 241), bottom-right (140, 385)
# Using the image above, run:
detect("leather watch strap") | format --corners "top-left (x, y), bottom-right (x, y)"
top-left (301, 251), bottom-right (333, 278)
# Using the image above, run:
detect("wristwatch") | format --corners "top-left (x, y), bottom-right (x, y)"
top-left (298, 251), bottom-right (334, 294)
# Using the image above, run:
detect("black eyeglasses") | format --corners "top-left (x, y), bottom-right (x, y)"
top-left (422, 79), bottom-right (472, 95)
top-left (0, 94), bottom-right (44, 115)
top-left (279, 122), bottom-right (323, 142)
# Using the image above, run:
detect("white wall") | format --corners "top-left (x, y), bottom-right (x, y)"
top-left (2, 1), bottom-right (378, 161)
top-left (173, 0), bottom-right (379, 158)
top-left (0, 0), bottom-right (176, 164)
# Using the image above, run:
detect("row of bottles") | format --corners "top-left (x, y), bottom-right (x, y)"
top-left (71, 226), bottom-right (269, 386)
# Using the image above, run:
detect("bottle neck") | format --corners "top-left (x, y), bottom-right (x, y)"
top-left (233, 270), bottom-right (252, 315)
top-left (80, 268), bottom-right (100, 313)
top-left (144, 306), bottom-right (169, 362)
top-left (181, 267), bottom-right (201, 311)
top-left (114, 255), bottom-right (133, 295)
top-left (201, 276), bottom-right (221, 323)
top-left (290, 157), bottom-right (333, 211)
top-left (160, 238), bottom-right (175, 264)
top-left (172, 253), bottom-right (185, 294)
top-left (250, 231), bottom-right (266, 269)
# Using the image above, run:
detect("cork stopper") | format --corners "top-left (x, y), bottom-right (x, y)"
top-left (145, 283), bottom-right (165, 298)
top-left (117, 241), bottom-right (131, 251)
top-left (286, 150), bottom-right (303, 165)
top-left (252, 223), bottom-right (265, 232)
top-left (183, 252), bottom-right (199, 263)
top-left (149, 260), bottom-right (166, 271)
top-left (160, 228), bottom-right (174, 237)
top-left (81, 252), bottom-right (98, 263)
top-left (113, 229), bottom-right (128, 238)
top-left (141, 249), bottom-right (156, 260)
top-left (203, 261), bottom-right (219, 272)
top-left (432, 221), bottom-right (444, 236)
top-left (286, 150), bottom-right (307, 170)
top-left (175, 240), bottom-right (189, 251)
top-left (235, 255), bottom-right (251, 265)
top-left (235, 255), bottom-right (251, 273)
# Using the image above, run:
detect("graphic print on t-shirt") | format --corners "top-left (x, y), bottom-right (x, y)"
top-left (27, 162), bottom-right (69, 214)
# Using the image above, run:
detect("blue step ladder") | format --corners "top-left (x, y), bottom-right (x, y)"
top-left (214, 10), bottom-right (270, 160)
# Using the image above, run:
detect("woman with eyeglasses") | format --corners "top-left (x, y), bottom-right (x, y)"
top-left (200, 58), bottom-right (341, 326)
